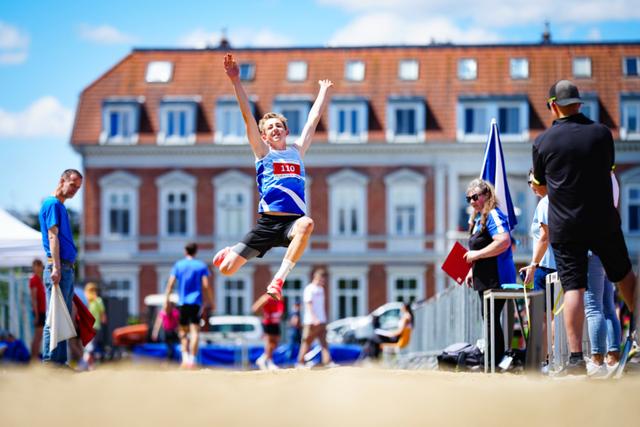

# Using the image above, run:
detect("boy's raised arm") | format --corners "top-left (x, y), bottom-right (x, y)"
top-left (223, 53), bottom-right (268, 159)
top-left (295, 79), bottom-right (333, 157)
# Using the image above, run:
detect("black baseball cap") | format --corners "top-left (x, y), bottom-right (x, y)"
top-left (548, 80), bottom-right (583, 106)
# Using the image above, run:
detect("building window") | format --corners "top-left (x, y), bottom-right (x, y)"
top-left (580, 94), bottom-right (599, 122)
top-left (100, 98), bottom-right (142, 144)
top-left (345, 60), bottom-right (365, 82)
top-left (620, 94), bottom-right (640, 140)
top-left (283, 276), bottom-right (305, 317)
top-left (458, 58), bottom-right (477, 80)
top-left (330, 267), bottom-right (368, 320)
top-left (213, 171), bottom-right (253, 241)
top-left (624, 57), bottom-right (640, 77)
top-left (239, 63), bottom-right (255, 81)
top-left (386, 267), bottom-right (425, 304)
top-left (328, 170), bottom-right (368, 252)
top-left (510, 58), bottom-right (529, 79)
top-left (158, 97), bottom-right (198, 145)
top-left (156, 170), bottom-right (196, 238)
top-left (215, 97), bottom-right (255, 144)
top-left (145, 61), bottom-right (173, 83)
top-left (629, 187), bottom-right (640, 232)
top-left (272, 97), bottom-right (312, 137)
top-left (328, 97), bottom-right (368, 143)
top-left (216, 271), bottom-right (253, 315)
top-left (386, 97), bottom-right (425, 143)
top-left (287, 61), bottom-right (307, 82)
top-left (457, 95), bottom-right (529, 142)
top-left (573, 57), bottom-right (592, 78)
top-left (99, 171), bottom-right (140, 246)
top-left (100, 267), bottom-right (139, 317)
top-left (398, 59), bottom-right (419, 81)
top-left (385, 169), bottom-right (425, 252)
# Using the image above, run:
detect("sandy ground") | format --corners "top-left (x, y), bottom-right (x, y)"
top-left (1, 363), bottom-right (637, 427)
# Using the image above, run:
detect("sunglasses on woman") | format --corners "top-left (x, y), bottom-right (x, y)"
top-left (466, 193), bottom-right (482, 203)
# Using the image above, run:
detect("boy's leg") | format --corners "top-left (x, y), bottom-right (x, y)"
top-left (267, 217), bottom-right (314, 300)
top-left (189, 323), bottom-right (199, 365)
top-left (178, 325), bottom-right (189, 365)
top-left (215, 249), bottom-right (248, 276)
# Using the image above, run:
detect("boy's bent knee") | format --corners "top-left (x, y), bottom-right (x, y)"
top-left (297, 217), bottom-right (314, 235)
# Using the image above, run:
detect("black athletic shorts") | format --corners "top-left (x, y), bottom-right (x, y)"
top-left (236, 214), bottom-right (301, 259)
top-left (552, 229), bottom-right (632, 291)
top-left (262, 323), bottom-right (281, 336)
top-left (179, 304), bottom-right (201, 326)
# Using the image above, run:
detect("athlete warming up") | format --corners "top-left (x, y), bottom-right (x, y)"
top-left (213, 53), bottom-right (333, 300)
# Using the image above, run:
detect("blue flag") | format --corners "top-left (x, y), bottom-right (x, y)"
top-left (480, 119), bottom-right (517, 230)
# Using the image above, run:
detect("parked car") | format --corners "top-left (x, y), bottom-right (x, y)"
top-left (200, 315), bottom-right (263, 345)
top-left (326, 302), bottom-right (405, 344)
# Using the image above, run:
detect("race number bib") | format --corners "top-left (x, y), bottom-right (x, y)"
top-left (273, 160), bottom-right (301, 178)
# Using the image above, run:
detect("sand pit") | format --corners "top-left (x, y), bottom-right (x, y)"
top-left (1, 364), bottom-right (637, 426)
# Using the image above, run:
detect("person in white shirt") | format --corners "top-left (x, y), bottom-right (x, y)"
top-left (297, 268), bottom-right (333, 367)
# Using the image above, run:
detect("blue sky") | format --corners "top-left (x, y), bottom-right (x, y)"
top-left (1, 0), bottom-right (639, 212)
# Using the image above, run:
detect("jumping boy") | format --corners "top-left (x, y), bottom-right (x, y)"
top-left (212, 53), bottom-right (333, 301)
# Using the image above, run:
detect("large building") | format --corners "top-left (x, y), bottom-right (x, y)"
top-left (72, 38), bottom-right (640, 321)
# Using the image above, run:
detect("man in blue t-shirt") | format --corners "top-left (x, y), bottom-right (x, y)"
top-left (163, 242), bottom-right (214, 368)
top-left (39, 169), bottom-right (83, 365)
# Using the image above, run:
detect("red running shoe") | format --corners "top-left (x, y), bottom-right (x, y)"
top-left (266, 278), bottom-right (284, 301)
top-left (212, 246), bottom-right (231, 268)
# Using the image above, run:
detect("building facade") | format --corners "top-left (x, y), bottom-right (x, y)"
top-left (72, 41), bottom-right (640, 321)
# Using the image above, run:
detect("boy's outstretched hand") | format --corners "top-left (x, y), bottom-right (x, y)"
top-left (319, 79), bottom-right (333, 89)
top-left (224, 53), bottom-right (239, 79)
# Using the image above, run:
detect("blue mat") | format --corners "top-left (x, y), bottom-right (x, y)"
top-left (0, 340), bottom-right (30, 363)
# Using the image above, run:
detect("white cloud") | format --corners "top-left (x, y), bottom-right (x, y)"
top-left (587, 28), bottom-right (603, 41)
top-left (328, 13), bottom-right (501, 46)
top-left (0, 21), bottom-right (29, 65)
top-left (78, 24), bottom-right (135, 45)
top-left (0, 97), bottom-right (73, 139)
top-left (178, 28), bottom-right (293, 48)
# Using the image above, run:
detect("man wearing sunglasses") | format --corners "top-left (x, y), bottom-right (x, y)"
top-left (532, 80), bottom-right (637, 375)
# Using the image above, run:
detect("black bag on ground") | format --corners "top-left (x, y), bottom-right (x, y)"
top-left (437, 342), bottom-right (483, 371)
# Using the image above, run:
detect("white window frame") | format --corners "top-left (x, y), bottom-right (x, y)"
top-left (620, 95), bottom-right (640, 141)
top-left (272, 97), bottom-right (312, 139)
top-left (384, 169), bottom-right (425, 252)
top-left (155, 171), bottom-right (196, 253)
top-left (239, 63), bottom-right (256, 81)
top-left (456, 97), bottom-right (529, 142)
top-left (99, 171), bottom-right (141, 254)
top-left (100, 265), bottom-right (140, 316)
top-left (156, 265), bottom-right (173, 294)
top-left (212, 171), bottom-right (253, 247)
top-left (100, 99), bottom-right (142, 145)
top-left (572, 57), bottom-right (592, 78)
top-left (345, 60), bottom-right (365, 82)
top-left (623, 56), bottom-right (640, 77)
top-left (215, 268), bottom-right (253, 315)
top-left (287, 61), bottom-right (308, 82)
top-left (458, 58), bottom-right (477, 80)
top-left (386, 97), bottom-right (426, 143)
top-left (281, 266), bottom-right (310, 316)
top-left (620, 168), bottom-right (640, 237)
top-left (398, 59), bottom-right (419, 81)
top-left (215, 98), bottom-right (256, 144)
top-left (145, 61), bottom-right (173, 83)
top-left (330, 266), bottom-right (368, 321)
top-left (328, 99), bottom-right (368, 143)
top-left (158, 99), bottom-right (198, 145)
top-left (386, 266), bottom-right (426, 304)
top-left (510, 58), bottom-right (529, 80)
top-left (328, 169), bottom-right (368, 253)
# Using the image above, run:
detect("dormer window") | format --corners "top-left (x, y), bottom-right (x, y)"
top-left (239, 63), bottom-right (255, 81)
top-left (145, 61), bottom-right (173, 83)
top-left (158, 96), bottom-right (199, 145)
top-left (100, 97), bottom-right (143, 145)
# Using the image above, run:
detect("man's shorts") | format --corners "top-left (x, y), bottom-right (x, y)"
top-left (178, 304), bottom-right (201, 326)
top-left (34, 312), bottom-right (46, 328)
top-left (552, 229), bottom-right (632, 291)
top-left (262, 323), bottom-right (281, 336)
top-left (234, 214), bottom-right (302, 259)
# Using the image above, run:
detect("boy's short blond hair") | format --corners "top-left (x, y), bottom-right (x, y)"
top-left (258, 112), bottom-right (288, 134)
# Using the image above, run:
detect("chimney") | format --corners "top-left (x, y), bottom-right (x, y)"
top-left (541, 21), bottom-right (552, 45)
top-left (219, 28), bottom-right (231, 50)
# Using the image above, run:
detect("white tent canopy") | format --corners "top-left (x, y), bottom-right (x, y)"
top-left (0, 208), bottom-right (43, 267)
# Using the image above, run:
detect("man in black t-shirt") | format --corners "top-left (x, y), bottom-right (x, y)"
top-left (532, 80), bottom-right (637, 374)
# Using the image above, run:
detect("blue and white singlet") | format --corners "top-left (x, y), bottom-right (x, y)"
top-left (255, 145), bottom-right (306, 215)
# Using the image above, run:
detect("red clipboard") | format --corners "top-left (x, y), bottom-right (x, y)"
top-left (441, 242), bottom-right (472, 285)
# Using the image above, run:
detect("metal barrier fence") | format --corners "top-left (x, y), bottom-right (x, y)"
top-left (0, 272), bottom-right (33, 345)
top-left (408, 284), bottom-right (484, 355)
